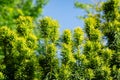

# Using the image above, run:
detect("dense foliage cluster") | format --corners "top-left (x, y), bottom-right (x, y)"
top-left (0, 0), bottom-right (120, 80)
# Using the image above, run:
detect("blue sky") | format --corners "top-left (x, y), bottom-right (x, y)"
top-left (43, 0), bottom-right (92, 31)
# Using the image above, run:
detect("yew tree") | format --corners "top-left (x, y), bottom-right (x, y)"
top-left (38, 17), bottom-right (60, 80)
top-left (75, 0), bottom-right (120, 79)
top-left (0, 16), bottom-right (38, 80)
top-left (0, 0), bottom-right (120, 80)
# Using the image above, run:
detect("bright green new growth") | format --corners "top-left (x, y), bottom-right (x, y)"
top-left (73, 27), bottom-right (84, 46)
top-left (39, 16), bottom-right (60, 42)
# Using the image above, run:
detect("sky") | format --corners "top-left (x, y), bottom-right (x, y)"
top-left (43, 0), bottom-right (92, 32)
